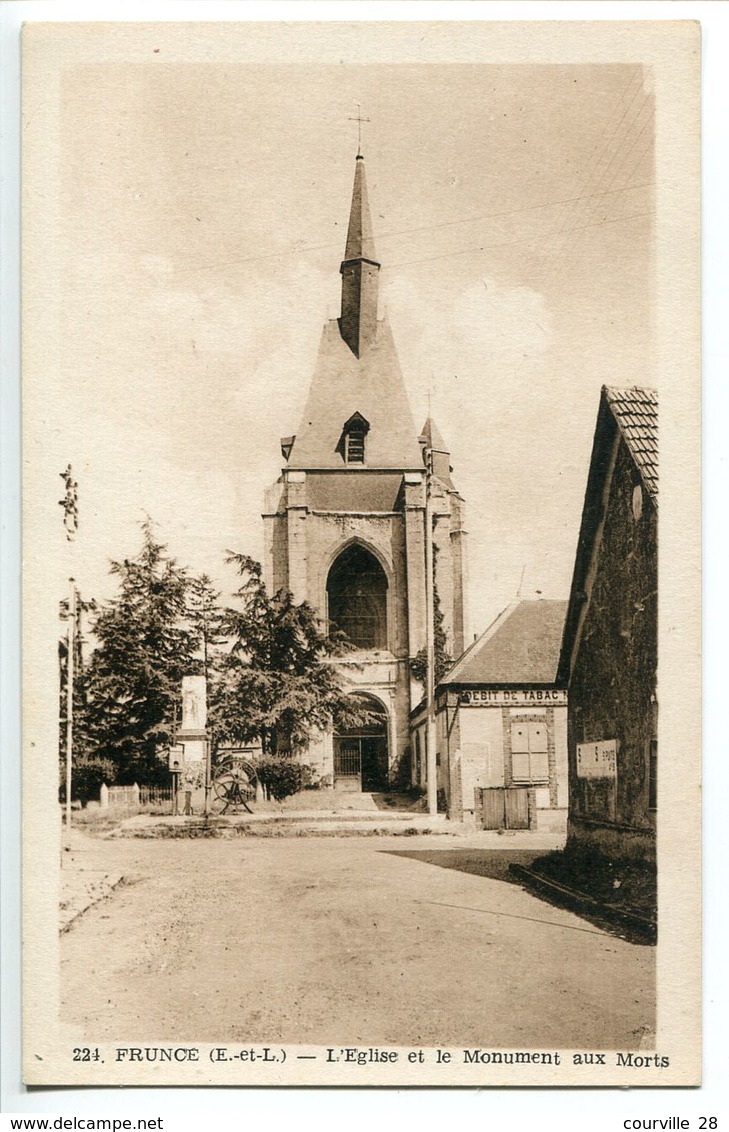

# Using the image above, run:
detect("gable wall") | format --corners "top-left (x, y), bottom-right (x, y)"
top-left (567, 436), bottom-right (658, 859)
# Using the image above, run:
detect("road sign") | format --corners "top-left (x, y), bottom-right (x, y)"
top-left (576, 739), bottom-right (617, 779)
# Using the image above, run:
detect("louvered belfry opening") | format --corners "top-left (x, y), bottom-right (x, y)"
top-left (339, 411), bottom-right (370, 465)
top-left (345, 423), bottom-right (366, 464)
top-left (327, 544), bottom-right (388, 650)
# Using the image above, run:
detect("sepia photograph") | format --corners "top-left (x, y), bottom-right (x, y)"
top-left (19, 18), bottom-right (700, 1088)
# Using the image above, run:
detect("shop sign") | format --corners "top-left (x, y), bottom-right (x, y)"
top-left (459, 688), bottom-right (567, 706)
top-left (576, 739), bottom-right (618, 779)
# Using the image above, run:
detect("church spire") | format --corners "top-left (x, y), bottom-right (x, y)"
top-left (339, 154), bottom-right (381, 358)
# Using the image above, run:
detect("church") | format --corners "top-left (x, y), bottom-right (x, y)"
top-left (262, 149), bottom-right (468, 792)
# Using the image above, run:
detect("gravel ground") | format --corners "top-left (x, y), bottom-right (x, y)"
top-left (60, 862), bottom-right (124, 931)
top-left (61, 831), bottom-right (655, 1050)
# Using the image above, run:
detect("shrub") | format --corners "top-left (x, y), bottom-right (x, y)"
top-left (255, 757), bottom-right (313, 801)
top-left (389, 745), bottom-right (412, 791)
top-left (59, 757), bottom-right (116, 807)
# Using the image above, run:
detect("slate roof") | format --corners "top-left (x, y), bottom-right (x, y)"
top-left (420, 416), bottom-right (449, 453)
top-left (285, 153), bottom-right (424, 469)
top-left (604, 385), bottom-right (658, 502)
top-left (344, 155), bottom-right (378, 264)
top-left (287, 318), bottom-right (422, 469)
top-left (443, 600), bottom-right (568, 686)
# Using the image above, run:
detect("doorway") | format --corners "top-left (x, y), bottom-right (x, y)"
top-left (333, 694), bottom-right (389, 791)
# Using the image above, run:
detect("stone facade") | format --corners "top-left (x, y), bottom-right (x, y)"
top-left (263, 472), bottom-right (426, 781)
top-left (262, 153), bottom-right (467, 789)
top-left (559, 387), bottom-right (658, 863)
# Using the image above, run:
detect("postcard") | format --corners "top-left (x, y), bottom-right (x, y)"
top-left (21, 18), bottom-right (700, 1086)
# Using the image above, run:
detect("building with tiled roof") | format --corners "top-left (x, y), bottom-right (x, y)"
top-left (559, 384), bottom-right (658, 864)
top-left (447, 600), bottom-right (568, 687)
top-left (603, 385), bottom-right (658, 502)
top-left (411, 599), bottom-right (569, 827)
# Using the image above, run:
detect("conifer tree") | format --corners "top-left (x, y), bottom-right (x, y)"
top-left (81, 520), bottom-right (207, 784)
top-left (214, 554), bottom-right (371, 756)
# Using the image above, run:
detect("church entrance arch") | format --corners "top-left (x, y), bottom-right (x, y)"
top-left (334, 693), bottom-right (389, 792)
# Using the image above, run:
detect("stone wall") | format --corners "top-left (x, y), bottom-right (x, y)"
top-left (567, 437), bottom-right (658, 862)
top-left (263, 462), bottom-right (468, 788)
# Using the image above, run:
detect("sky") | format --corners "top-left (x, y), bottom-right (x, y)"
top-left (48, 57), bottom-right (654, 636)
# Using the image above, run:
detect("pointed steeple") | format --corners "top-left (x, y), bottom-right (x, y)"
top-left (339, 155), bottom-right (381, 358)
top-left (344, 155), bottom-right (378, 263)
top-left (284, 149), bottom-right (422, 472)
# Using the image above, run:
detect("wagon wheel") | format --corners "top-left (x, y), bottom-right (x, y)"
top-left (213, 761), bottom-right (258, 813)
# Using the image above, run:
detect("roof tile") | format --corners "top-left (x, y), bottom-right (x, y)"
top-left (603, 385), bottom-right (658, 502)
top-left (443, 600), bottom-right (568, 686)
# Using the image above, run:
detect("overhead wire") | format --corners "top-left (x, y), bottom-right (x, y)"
top-left (382, 210), bottom-right (654, 272)
top-left (542, 84), bottom-right (655, 288)
top-left (527, 65), bottom-right (644, 281)
top-left (175, 180), bottom-right (654, 279)
top-left (559, 97), bottom-right (652, 245)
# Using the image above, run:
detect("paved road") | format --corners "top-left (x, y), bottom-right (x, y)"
top-left (61, 835), bottom-right (655, 1049)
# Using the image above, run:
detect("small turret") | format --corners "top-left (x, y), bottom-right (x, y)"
top-left (421, 417), bottom-right (455, 487)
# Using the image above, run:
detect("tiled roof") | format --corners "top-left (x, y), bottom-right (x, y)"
top-left (604, 386), bottom-right (658, 502)
top-left (443, 600), bottom-right (568, 686)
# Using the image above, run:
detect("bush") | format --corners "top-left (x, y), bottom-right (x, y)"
top-left (255, 757), bottom-right (313, 801)
top-left (389, 745), bottom-right (412, 791)
top-left (59, 757), bottom-right (116, 808)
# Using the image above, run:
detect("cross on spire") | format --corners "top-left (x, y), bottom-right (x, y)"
top-left (348, 102), bottom-right (370, 157)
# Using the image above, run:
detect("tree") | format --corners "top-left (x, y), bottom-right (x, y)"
top-left (187, 573), bottom-right (227, 685)
top-left (214, 554), bottom-right (371, 756)
top-left (80, 520), bottom-right (210, 785)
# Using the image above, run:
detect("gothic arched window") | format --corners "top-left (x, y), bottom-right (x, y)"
top-left (327, 544), bottom-right (388, 650)
top-left (339, 412), bottom-right (370, 465)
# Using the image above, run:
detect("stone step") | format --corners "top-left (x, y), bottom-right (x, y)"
top-left (116, 809), bottom-right (448, 837)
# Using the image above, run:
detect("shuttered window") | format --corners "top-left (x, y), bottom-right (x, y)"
top-left (510, 720), bottom-right (549, 783)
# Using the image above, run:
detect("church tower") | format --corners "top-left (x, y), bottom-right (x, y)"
top-left (263, 151), bottom-right (468, 790)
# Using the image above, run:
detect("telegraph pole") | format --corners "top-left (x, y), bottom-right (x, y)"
top-left (424, 448), bottom-right (438, 817)
top-left (65, 579), bottom-right (77, 847)
top-left (59, 464), bottom-right (79, 851)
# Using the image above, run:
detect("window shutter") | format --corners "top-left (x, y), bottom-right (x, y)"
top-left (511, 751), bottom-right (531, 782)
top-left (530, 750), bottom-right (549, 782)
top-left (511, 722), bottom-right (529, 753)
top-left (528, 722), bottom-right (548, 751)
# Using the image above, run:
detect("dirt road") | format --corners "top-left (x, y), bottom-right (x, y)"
top-left (61, 835), bottom-right (654, 1048)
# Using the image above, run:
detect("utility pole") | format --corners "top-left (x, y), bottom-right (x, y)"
top-left (59, 464), bottom-right (79, 851)
top-left (424, 447), bottom-right (438, 817)
top-left (65, 579), bottom-right (77, 847)
top-left (204, 730), bottom-right (212, 817)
